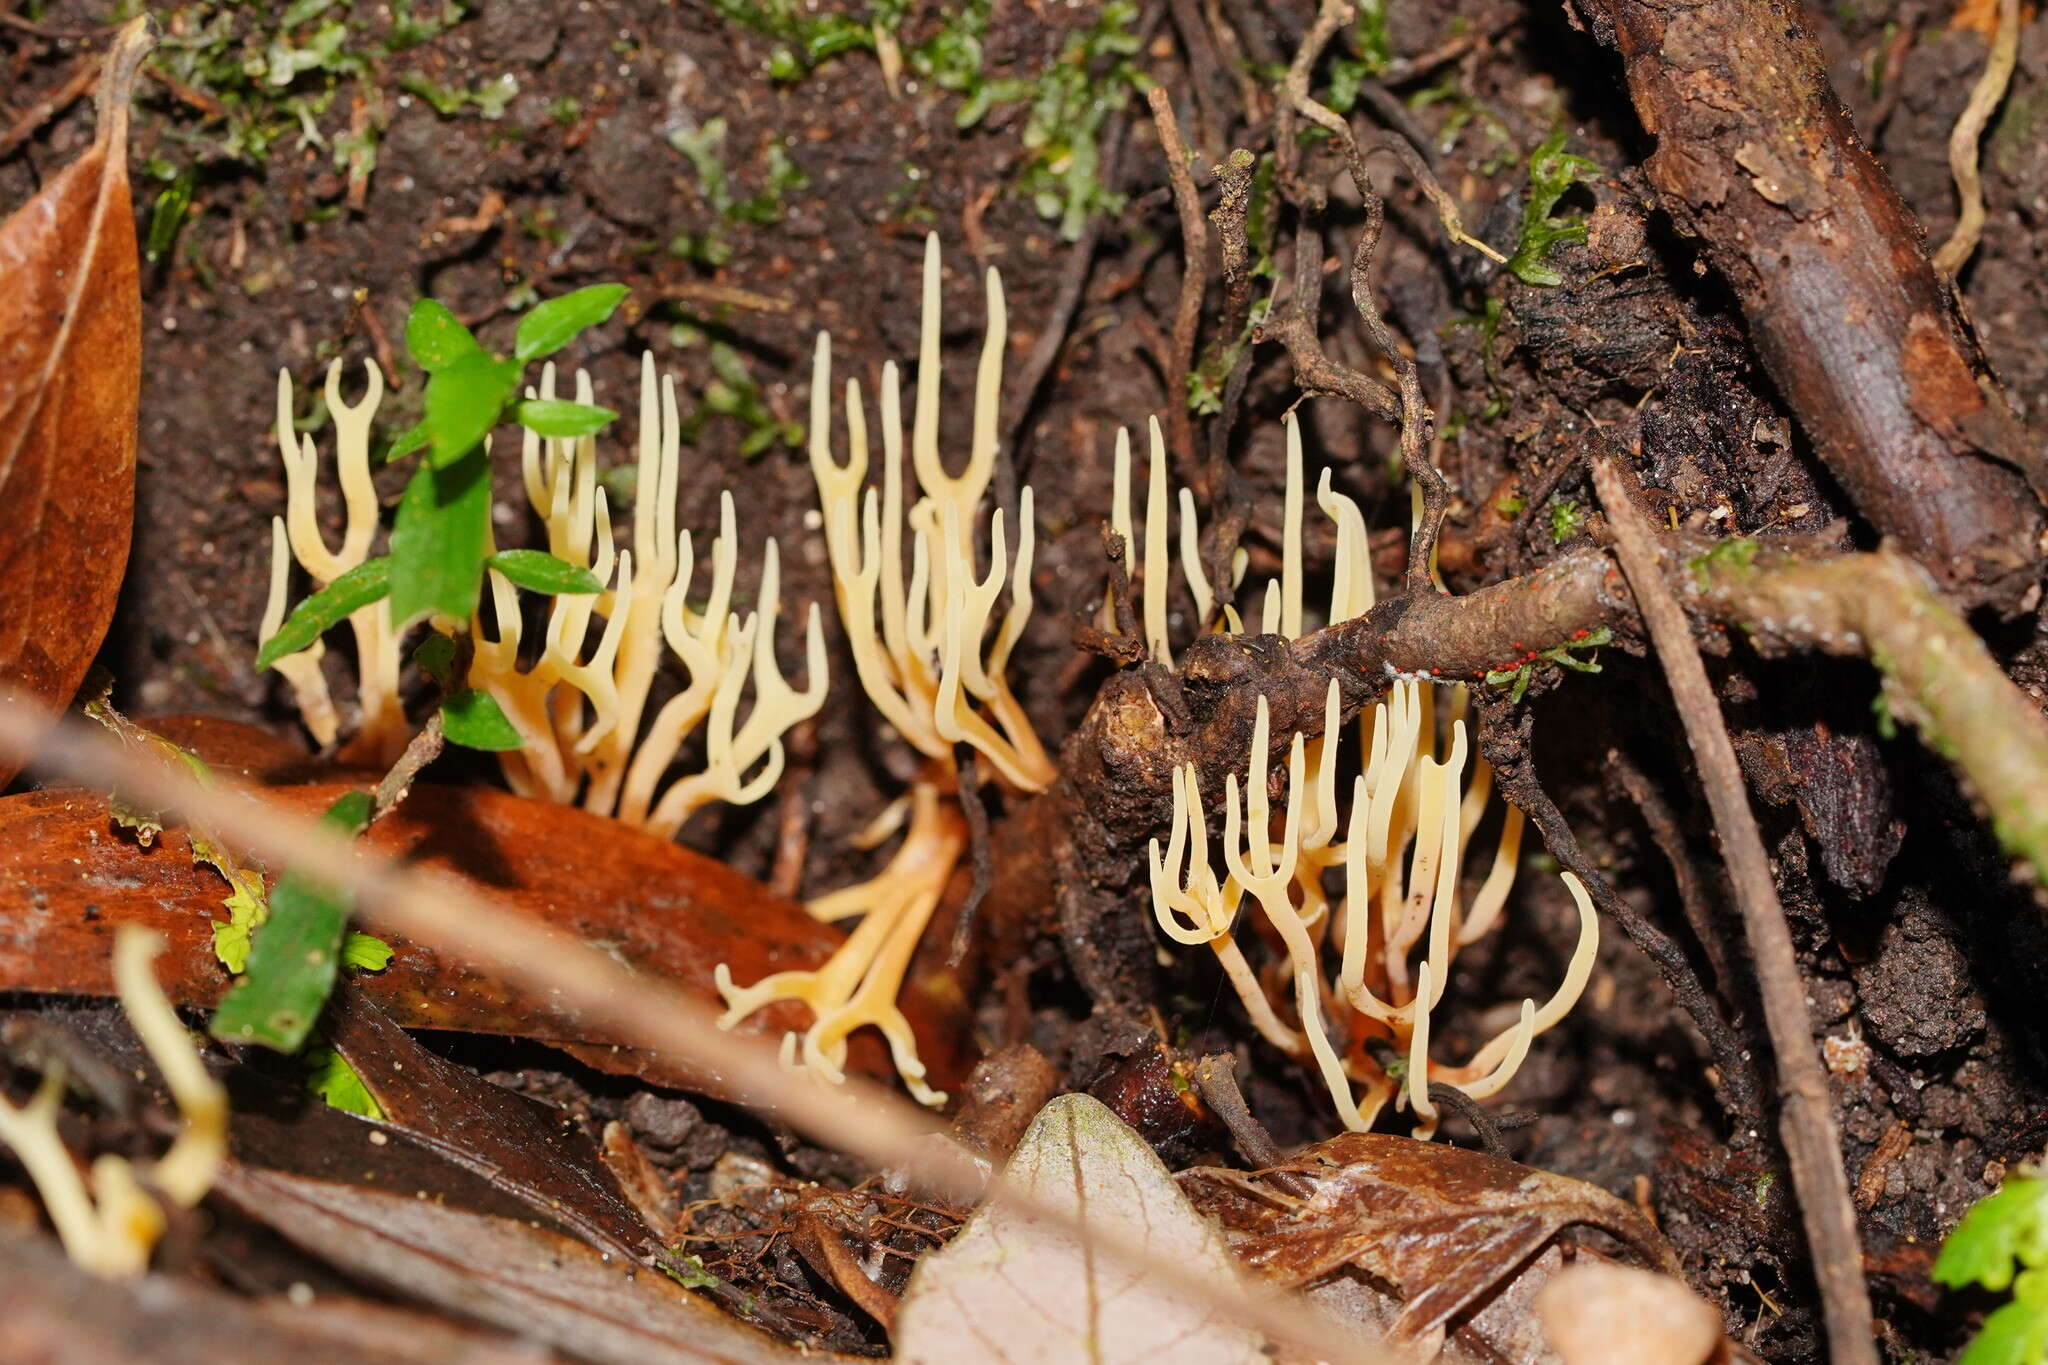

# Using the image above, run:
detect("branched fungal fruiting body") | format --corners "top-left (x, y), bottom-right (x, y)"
top-left (1136, 414), bottom-right (1596, 1135)
top-left (263, 361), bottom-right (404, 763)
top-left (265, 354), bottom-right (825, 835)
top-left (475, 354), bottom-right (827, 834)
top-left (715, 234), bottom-right (1056, 1107)
top-left (0, 928), bottom-right (225, 1276)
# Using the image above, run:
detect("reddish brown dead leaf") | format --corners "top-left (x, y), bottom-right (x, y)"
top-left (0, 1227), bottom-right (548, 1365)
top-left (0, 20), bottom-right (152, 786)
top-left (0, 779), bottom-right (973, 1097)
top-left (212, 1165), bottom-right (835, 1364)
top-left (323, 986), bottom-right (664, 1268)
top-left (1180, 1132), bottom-right (1682, 1356)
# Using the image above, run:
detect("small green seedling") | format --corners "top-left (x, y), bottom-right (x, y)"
top-left (261, 285), bottom-right (625, 748)
top-left (1506, 126), bottom-right (1600, 288)
top-left (1934, 1175), bottom-right (2048, 1365)
top-left (1485, 627), bottom-right (1612, 704)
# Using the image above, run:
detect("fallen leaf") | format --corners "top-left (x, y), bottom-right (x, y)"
top-left (212, 1164), bottom-right (834, 1364)
top-left (0, 780), bottom-right (972, 1098)
top-left (0, 1226), bottom-right (545, 1365)
top-left (893, 1093), bottom-right (1266, 1365)
top-left (0, 20), bottom-right (152, 786)
top-left (1181, 1132), bottom-right (1680, 1357)
top-left (323, 986), bottom-right (664, 1268)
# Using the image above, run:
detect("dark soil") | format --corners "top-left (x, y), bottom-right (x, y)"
top-left (5, 1), bottom-right (2048, 1361)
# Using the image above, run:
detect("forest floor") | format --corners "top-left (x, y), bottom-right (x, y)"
top-left (4, 1), bottom-right (2048, 1361)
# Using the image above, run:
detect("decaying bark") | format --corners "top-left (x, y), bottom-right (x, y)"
top-left (990, 532), bottom-right (2048, 1011)
top-left (1572, 0), bottom-right (2043, 597)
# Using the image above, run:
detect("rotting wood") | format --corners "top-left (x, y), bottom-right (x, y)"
top-left (1571, 0), bottom-right (2042, 599)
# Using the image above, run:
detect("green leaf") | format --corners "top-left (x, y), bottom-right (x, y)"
top-left (342, 931), bottom-right (394, 971)
top-left (440, 688), bottom-right (524, 751)
top-left (257, 557), bottom-right (393, 669)
top-left (487, 548), bottom-right (603, 595)
top-left (388, 448), bottom-right (493, 630)
top-left (514, 398), bottom-right (619, 439)
top-left (405, 298), bottom-right (478, 372)
top-left (305, 1043), bottom-right (383, 1119)
top-left (412, 632), bottom-right (458, 688)
top-left (513, 283), bottom-right (628, 363)
top-left (385, 420), bottom-right (431, 464)
top-left (210, 791), bottom-right (375, 1053)
top-left (1937, 1179), bottom-right (2048, 1294)
top-left (442, 687), bottom-right (524, 753)
top-left (423, 349), bottom-right (520, 468)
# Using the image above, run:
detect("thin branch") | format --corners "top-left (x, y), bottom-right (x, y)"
top-left (1147, 86), bottom-right (1209, 491)
top-left (1592, 457), bottom-right (1877, 1365)
top-left (1606, 745), bottom-right (1738, 995)
top-left (1478, 702), bottom-right (1765, 1130)
top-left (947, 747), bottom-right (994, 968)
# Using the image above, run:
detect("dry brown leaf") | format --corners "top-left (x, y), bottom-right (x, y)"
top-left (0, 779), bottom-right (974, 1098)
top-left (213, 1164), bottom-right (833, 1364)
top-left (0, 19), bottom-right (152, 786)
top-left (893, 1093), bottom-right (1267, 1365)
top-left (1181, 1133), bottom-right (1681, 1359)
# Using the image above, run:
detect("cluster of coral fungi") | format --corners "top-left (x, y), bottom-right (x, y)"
top-left (260, 235), bottom-right (1594, 1130)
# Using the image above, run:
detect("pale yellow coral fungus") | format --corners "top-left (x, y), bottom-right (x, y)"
top-left (263, 361), bottom-right (405, 763)
top-left (715, 234), bottom-right (1056, 1106)
top-left (473, 355), bottom-right (827, 835)
top-left (0, 928), bottom-right (225, 1276)
top-left (266, 353), bottom-right (825, 836)
top-left (1142, 413), bottom-right (1597, 1136)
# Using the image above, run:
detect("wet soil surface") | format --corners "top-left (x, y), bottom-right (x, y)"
top-left (5, 1), bottom-right (2048, 1360)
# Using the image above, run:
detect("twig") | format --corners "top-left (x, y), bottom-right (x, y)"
top-left (0, 53), bottom-right (96, 161)
top-left (1146, 86), bottom-right (1209, 491)
top-left (1592, 458), bottom-right (1877, 1365)
top-left (1478, 701), bottom-right (1765, 1130)
top-left (1606, 745), bottom-right (1737, 994)
top-left (1004, 115), bottom-right (1129, 476)
top-left (1262, 216), bottom-right (1400, 423)
top-left (0, 5), bottom-right (119, 37)
top-left (645, 280), bottom-right (791, 315)
top-left (947, 746), bottom-right (994, 968)
top-left (1424, 1083), bottom-right (1524, 1159)
top-left (1191, 1053), bottom-right (1319, 1200)
top-left (371, 712), bottom-right (444, 819)
top-left (0, 695), bottom-right (1392, 1365)
top-left (1164, 0), bottom-right (1230, 154)
top-left (768, 719), bottom-right (816, 901)
top-left (1932, 0), bottom-right (2020, 277)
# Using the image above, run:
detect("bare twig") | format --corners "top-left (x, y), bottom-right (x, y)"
top-left (1005, 116), bottom-right (1130, 476)
top-left (645, 280), bottom-right (791, 314)
top-left (1607, 745), bottom-right (1738, 994)
top-left (947, 747), bottom-right (994, 968)
top-left (1592, 458), bottom-right (1876, 1365)
top-left (0, 53), bottom-right (96, 160)
top-left (1478, 702), bottom-right (1765, 1130)
top-left (1932, 0), bottom-right (2020, 277)
top-left (1147, 86), bottom-right (1209, 490)
top-left (372, 712), bottom-right (444, 819)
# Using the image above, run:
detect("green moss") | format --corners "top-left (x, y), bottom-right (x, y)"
top-left (1505, 125), bottom-right (1600, 287)
top-left (1687, 536), bottom-right (1760, 588)
top-left (1549, 499), bottom-right (1585, 543)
